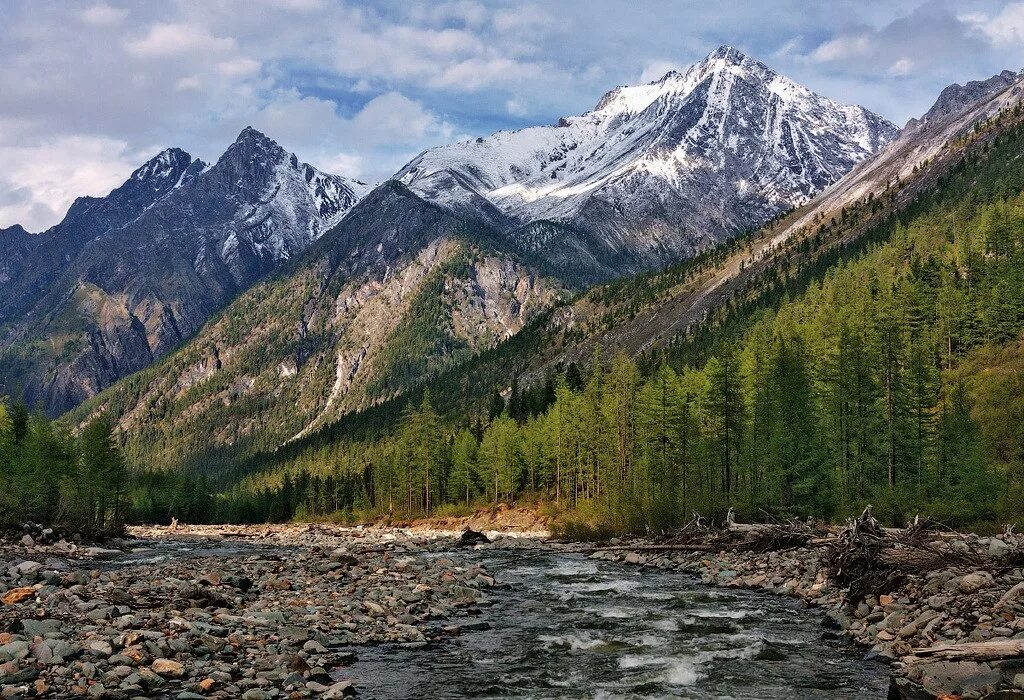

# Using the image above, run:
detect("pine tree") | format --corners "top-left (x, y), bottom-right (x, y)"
top-left (79, 417), bottom-right (128, 532)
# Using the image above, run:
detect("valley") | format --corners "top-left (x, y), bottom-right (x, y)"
top-left (4, 17), bottom-right (1024, 698)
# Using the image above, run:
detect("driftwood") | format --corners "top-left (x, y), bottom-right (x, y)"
top-left (591, 513), bottom-right (827, 555)
top-left (825, 505), bottom-right (985, 605)
top-left (904, 640), bottom-right (1024, 663)
top-left (590, 506), bottom-right (991, 609)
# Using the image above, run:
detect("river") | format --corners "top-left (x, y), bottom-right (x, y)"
top-left (344, 547), bottom-right (890, 699)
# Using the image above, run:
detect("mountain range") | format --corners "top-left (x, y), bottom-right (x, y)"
top-left (76, 56), bottom-right (1024, 478)
top-left (6, 44), bottom-right (1024, 488)
top-left (0, 47), bottom-right (901, 420)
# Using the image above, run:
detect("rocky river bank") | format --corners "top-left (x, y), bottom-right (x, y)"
top-left (0, 524), bottom-right (513, 699)
top-left (4, 517), bottom-right (1023, 699)
top-left (593, 520), bottom-right (1024, 699)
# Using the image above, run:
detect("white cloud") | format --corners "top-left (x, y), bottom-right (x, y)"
top-left (410, 1), bottom-right (489, 28)
top-left (80, 4), bottom-right (129, 26)
top-left (5, 0), bottom-right (1024, 232)
top-left (772, 38), bottom-right (802, 60)
top-left (809, 34), bottom-right (871, 63)
top-left (350, 92), bottom-right (452, 143)
top-left (124, 23), bottom-right (236, 58)
top-left (0, 136), bottom-right (147, 232)
top-left (175, 76), bottom-right (202, 91)
top-left (261, 0), bottom-right (326, 10)
top-left (317, 151), bottom-right (365, 179)
top-left (639, 60), bottom-right (681, 84)
top-left (965, 2), bottom-right (1024, 45)
top-left (492, 5), bottom-right (553, 33)
top-left (429, 57), bottom-right (546, 89)
top-left (505, 98), bottom-right (528, 117)
top-left (888, 58), bottom-right (915, 77)
top-left (244, 90), bottom-right (452, 182)
top-left (217, 58), bottom-right (261, 77)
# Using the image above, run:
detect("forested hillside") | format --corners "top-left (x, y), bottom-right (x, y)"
top-left (66, 185), bottom-right (563, 475)
top-left (215, 105), bottom-right (1024, 531)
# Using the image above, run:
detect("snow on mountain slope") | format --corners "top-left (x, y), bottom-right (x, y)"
top-left (513, 67), bottom-right (1024, 387)
top-left (778, 69), bottom-right (1024, 248)
top-left (396, 46), bottom-right (898, 280)
top-left (206, 127), bottom-right (372, 271)
top-left (0, 127), bottom-right (372, 415)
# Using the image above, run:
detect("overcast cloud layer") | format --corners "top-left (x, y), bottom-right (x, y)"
top-left (1, 0), bottom-right (1023, 231)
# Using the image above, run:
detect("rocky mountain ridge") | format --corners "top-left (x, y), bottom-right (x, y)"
top-left (69, 182), bottom-right (563, 470)
top-left (0, 128), bottom-right (370, 415)
top-left (398, 45), bottom-right (899, 282)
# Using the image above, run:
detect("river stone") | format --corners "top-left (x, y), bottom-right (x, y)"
top-left (322, 680), bottom-right (355, 698)
top-left (87, 640), bottom-right (113, 657)
top-left (0, 641), bottom-right (30, 660)
top-left (241, 690), bottom-right (272, 700)
top-left (960, 572), bottom-right (995, 593)
top-left (20, 619), bottom-right (61, 636)
top-left (151, 658), bottom-right (185, 677)
top-left (29, 642), bottom-right (52, 662)
top-left (989, 538), bottom-right (1014, 559)
top-left (916, 660), bottom-right (1000, 696)
top-left (2, 587), bottom-right (36, 605)
top-left (329, 549), bottom-right (359, 565)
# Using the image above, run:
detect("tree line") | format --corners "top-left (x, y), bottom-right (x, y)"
top-left (0, 402), bottom-right (128, 534)
top-left (226, 182), bottom-right (1024, 532)
top-left (0, 400), bottom-right (213, 532)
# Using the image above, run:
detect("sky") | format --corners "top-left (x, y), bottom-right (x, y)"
top-left (1, 0), bottom-right (1023, 232)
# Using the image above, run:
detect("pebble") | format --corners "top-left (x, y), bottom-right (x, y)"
top-left (0, 524), bottom-right (499, 699)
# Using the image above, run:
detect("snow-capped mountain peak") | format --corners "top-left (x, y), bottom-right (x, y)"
top-left (590, 45), bottom-right (767, 118)
top-left (395, 46), bottom-right (898, 282)
top-left (0, 127), bottom-right (375, 415)
top-left (132, 147), bottom-right (192, 183)
top-left (192, 128), bottom-right (372, 267)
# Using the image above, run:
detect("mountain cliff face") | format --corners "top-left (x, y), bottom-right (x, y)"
top-left (780, 69), bottom-right (1024, 244)
top-left (0, 148), bottom-right (201, 326)
top-left (0, 225), bottom-right (33, 288)
top-left (71, 184), bottom-right (562, 469)
top-left (71, 65), bottom-right (1021, 478)
top-left (0, 128), bottom-right (369, 415)
top-left (50, 47), bottom-right (911, 468)
top-left (397, 46), bottom-right (898, 282)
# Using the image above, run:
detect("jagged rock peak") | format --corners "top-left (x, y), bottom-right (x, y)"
top-left (234, 125), bottom-right (280, 148)
top-left (1, 224), bottom-right (29, 237)
top-left (592, 45), bottom-right (770, 114)
top-left (132, 147), bottom-right (192, 182)
top-left (397, 45), bottom-right (898, 285)
top-left (697, 44), bottom-right (770, 74)
top-left (913, 69), bottom-right (1024, 128)
top-left (220, 126), bottom-right (287, 164)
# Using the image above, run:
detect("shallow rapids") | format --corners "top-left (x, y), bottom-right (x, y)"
top-left (345, 549), bottom-right (890, 699)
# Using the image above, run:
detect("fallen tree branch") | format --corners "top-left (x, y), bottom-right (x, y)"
top-left (903, 640), bottom-right (1024, 663)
